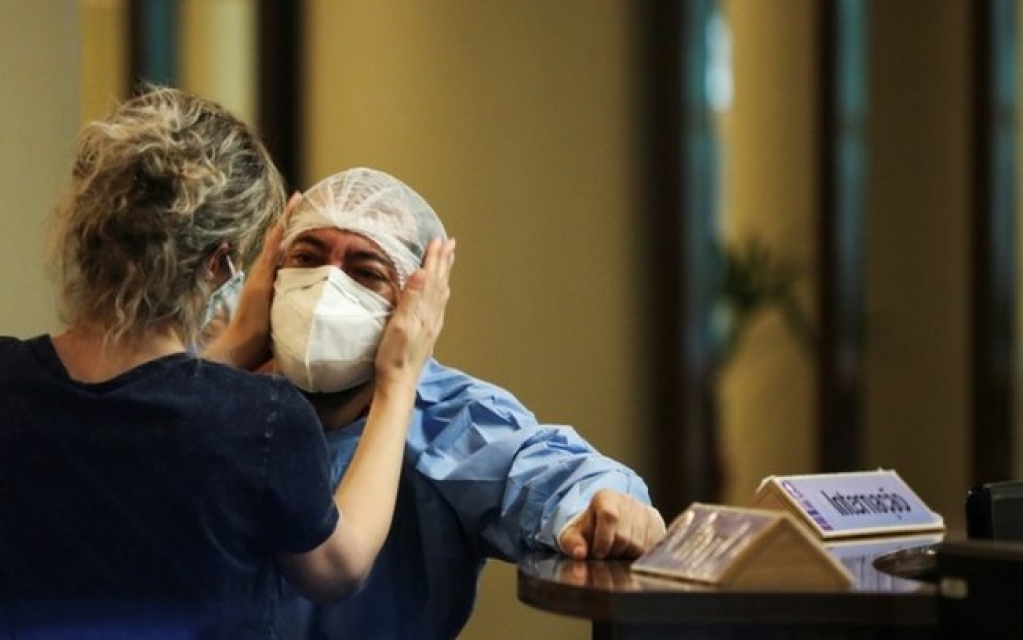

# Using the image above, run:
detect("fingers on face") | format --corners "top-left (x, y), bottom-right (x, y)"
top-left (256, 212), bottom-right (290, 270)
top-left (258, 194), bottom-right (302, 262)
top-left (284, 192), bottom-right (303, 218)
top-left (427, 238), bottom-right (456, 279)
top-left (421, 238), bottom-right (454, 311)
top-left (268, 193), bottom-right (302, 249)
top-left (401, 243), bottom-right (453, 341)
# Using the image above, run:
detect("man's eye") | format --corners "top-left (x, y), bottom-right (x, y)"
top-left (285, 251), bottom-right (316, 266)
top-left (352, 268), bottom-right (386, 282)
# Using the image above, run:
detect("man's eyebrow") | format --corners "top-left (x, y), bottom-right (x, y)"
top-left (292, 232), bottom-right (397, 275)
top-left (290, 235), bottom-right (331, 253)
top-left (349, 249), bottom-right (399, 281)
top-left (349, 249), bottom-right (391, 266)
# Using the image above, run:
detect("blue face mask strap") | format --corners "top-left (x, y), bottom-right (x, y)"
top-left (201, 253), bottom-right (244, 329)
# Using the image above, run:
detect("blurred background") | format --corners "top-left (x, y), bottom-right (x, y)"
top-left (1, 0), bottom-right (1019, 638)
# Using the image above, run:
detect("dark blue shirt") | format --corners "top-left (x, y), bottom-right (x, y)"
top-left (0, 336), bottom-right (338, 639)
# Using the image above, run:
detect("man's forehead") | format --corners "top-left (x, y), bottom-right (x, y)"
top-left (294, 228), bottom-right (386, 255)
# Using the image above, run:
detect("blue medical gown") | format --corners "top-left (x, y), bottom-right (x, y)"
top-left (277, 359), bottom-right (652, 639)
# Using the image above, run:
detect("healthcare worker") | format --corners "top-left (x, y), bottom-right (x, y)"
top-left (267, 167), bottom-right (666, 639)
top-left (0, 88), bottom-right (454, 638)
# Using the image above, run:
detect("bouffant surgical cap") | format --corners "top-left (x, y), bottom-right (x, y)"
top-left (282, 167), bottom-right (447, 287)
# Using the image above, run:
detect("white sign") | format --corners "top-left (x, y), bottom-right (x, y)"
top-left (752, 469), bottom-right (945, 540)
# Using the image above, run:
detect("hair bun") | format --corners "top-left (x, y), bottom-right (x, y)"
top-left (131, 158), bottom-right (177, 210)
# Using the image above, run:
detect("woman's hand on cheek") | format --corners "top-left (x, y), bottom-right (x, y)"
top-left (374, 238), bottom-right (456, 390)
top-left (203, 192), bottom-right (302, 369)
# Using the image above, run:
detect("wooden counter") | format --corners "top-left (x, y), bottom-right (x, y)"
top-left (517, 547), bottom-right (939, 639)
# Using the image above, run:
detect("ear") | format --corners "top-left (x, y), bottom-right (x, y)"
top-left (204, 242), bottom-right (232, 279)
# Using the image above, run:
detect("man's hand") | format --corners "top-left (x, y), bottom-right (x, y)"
top-left (558, 490), bottom-right (666, 560)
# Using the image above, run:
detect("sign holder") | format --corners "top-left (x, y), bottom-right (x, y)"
top-left (751, 469), bottom-right (945, 540)
top-left (632, 503), bottom-right (855, 590)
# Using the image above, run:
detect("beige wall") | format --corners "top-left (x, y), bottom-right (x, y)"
top-left (720, 0), bottom-right (971, 529)
top-left (718, 0), bottom-right (818, 506)
top-left (179, 0), bottom-right (257, 126)
top-left (0, 0), bottom-right (79, 337)
top-left (719, 0), bottom-right (972, 528)
top-left (80, 0), bottom-right (127, 123)
top-left (866, 0), bottom-right (969, 529)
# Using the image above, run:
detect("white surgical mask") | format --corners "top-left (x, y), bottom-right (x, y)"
top-left (202, 257), bottom-right (244, 329)
top-left (270, 265), bottom-right (392, 393)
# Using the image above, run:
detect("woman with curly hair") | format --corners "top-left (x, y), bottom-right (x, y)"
top-left (0, 86), bottom-right (454, 638)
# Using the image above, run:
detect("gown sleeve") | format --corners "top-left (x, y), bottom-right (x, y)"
top-left (409, 364), bottom-right (651, 561)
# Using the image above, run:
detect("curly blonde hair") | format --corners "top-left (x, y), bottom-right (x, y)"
top-left (49, 85), bottom-right (286, 346)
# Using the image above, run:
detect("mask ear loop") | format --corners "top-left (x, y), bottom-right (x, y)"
top-left (206, 245), bottom-right (240, 280)
top-left (204, 243), bottom-right (235, 280)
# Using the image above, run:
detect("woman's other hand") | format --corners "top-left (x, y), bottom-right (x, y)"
top-left (203, 192), bottom-right (302, 369)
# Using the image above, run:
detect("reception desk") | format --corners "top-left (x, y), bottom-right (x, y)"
top-left (517, 543), bottom-right (940, 640)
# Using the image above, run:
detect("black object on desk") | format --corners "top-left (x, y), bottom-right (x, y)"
top-left (965, 480), bottom-right (1023, 541)
top-left (934, 539), bottom-right (1023, 640)
top-left (868, 484), bottom-right (1023, 639)
top-left (872, 542), bottom-right (941, 583)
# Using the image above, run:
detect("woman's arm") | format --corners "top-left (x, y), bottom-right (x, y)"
top-left (276, 237), bottom-right (456, 601)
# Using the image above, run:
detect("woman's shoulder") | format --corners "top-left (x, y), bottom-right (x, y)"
top-left (183, 362), bottom-right (321, 438)
top-left (0, 336), bottom-right (23, 354)
top-left (0, 335), bottom-right (51, 371)
top-left (190, 359), bottom-right (310, 407)
top-left (0, 334), bottom-right (40, 351)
